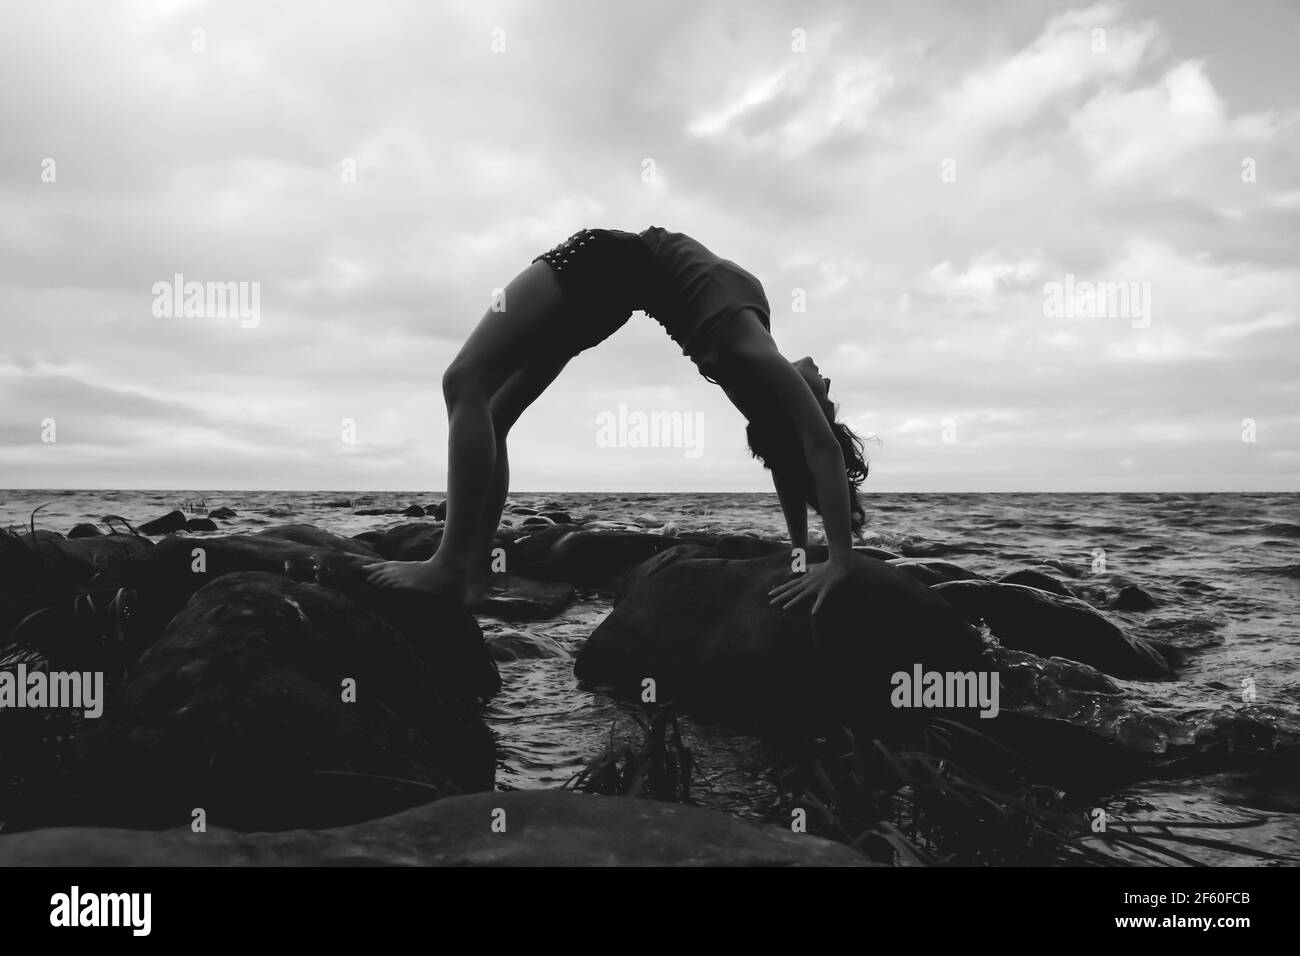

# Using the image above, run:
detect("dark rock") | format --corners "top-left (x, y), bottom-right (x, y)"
top-left (401, 505), bottom-right (426, 517)
top-left (258, 524), bottom-right (380, 558)
top-left (538, 510), bottom-right (571, 524)
top-left (576, 549), bottom-right (986, 730)
top-left (355, 508), bottom-right (404, 516)
top-left (931, 580), bottom-right (1172, 680)
top-left (126, 531), bottom-right (498, 701)
top-left (13, 572), bottom-right (496, 832)
top-left (67, 523), bottom-right (102, 538)
top-left (138, 511), bottom-right (188, 535)
top-left (476, 574), bottom-right (573, 622)
top-left (677, 532), bottom-right (788, 560)
top-left (1113, 584), bottom-right (1159, 611)
top-left (207, 507), bottom-right (237, 519)
top-left (527, 530), bottom-right (685, 588)
top-left (185, 518), bottom-right (218, 532)
top-left (886, 558), bottom-right (987, 587)
top-left (999, 568), bottom-right (1072, 596)
top-left (854, 546), bottom-right (902, 561)
top-left (510, 506), bottom-right (539, 516)
top-left (521, 516), bottom-right (555, 527)
top-left (484, 628), bottom-right (571, 662)
top-left (424, 502), bottom-right (447, 520)
top-left (0, 791), bottom-right (870, 866)
top-left (1041, 559), bottom-right (1085, 578)
top-left (351, 523), bottom-right (442, 561)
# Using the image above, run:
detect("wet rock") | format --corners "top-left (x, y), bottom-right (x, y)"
top-left (521, 516), bottom-right (555, 527)
top-left (476, 574), bottom-right (573, 622)
top-left (67, 524), bottom-right (102, 538)
top-left (538, 510), bottom-right (572, 524)
top-left (484, 628), bottom-right (571, 662)
top-left (886, 558), bottom-right (987, 587)
top-left (401, 505), bottom-right (426, 517)
top-left (126, 531), bottom-right (499, 701)
top-left (525, 530), bottom-right (686, 588)
top-left (854, 546), bottom-right (902, 561)
top-left (185, 518), bottom-right (218, 532)
top-left (998, 568), bottom-right (1072, 596)
top-left (207, 507), bottom-right (238, 520)
top-left (425, 501), bottom-right (447, 520)
top-left (577, 549), bottom-right (986, 730)
top-left (351, 523), bottom-right (442, 561)
top-left (1041, 559), bottom-right (1085, 578)
top-left (1113, 584), bottom-right (1159, 611)
top-left (355, 508), bottom-right (404, 516)
top-left (677, 532), bottom-right (788, 560)
top-left (932, 581), bottom-right (1172, 680)
top-left (11, 572), bottom-right (496, 832)
top-left (0, 790), bottom-right (871, 866)
top-left (510, 506), bottom-right (539, 516)
top-left (138, 511), bottom-right (187, 535)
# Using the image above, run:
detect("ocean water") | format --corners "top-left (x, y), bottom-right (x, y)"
top-left (3, 489), bottom-right (1298, 860)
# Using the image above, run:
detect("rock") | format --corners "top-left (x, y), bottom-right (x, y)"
top-left (355, 508), bottom-right (404, 516)
top-left (538, 510), bottom-right (571, 524)
top-left (521, 516), bottom-right (555, 527)
top-left (207, 507), bottom-right (237, 519)
top-left (886, 558), bottom-right (987, 587)
top-left (524, 530), bottom-right (686, 588)
top-left (126, 530), bottom-right (499, 701)
top-left (1041, 559), bottom-right (1085, 578)
top-left (67, 523), bottom-right (102, 538)
top-left (510, 506), bottom-right (539, 516)
top-left (576, 549), bottom-right (986, 730)
top-left (484, 628), bottom-right (571, 662)
top-left (931, 581), bottom-right (1172, 680)
top-left (677, 532), bottom-right (788, 560)
top-left (351, 523), bottom-right (442, 561)
top-left (137, 510), bottom-right (187, 535)
top-left (49, 533), bottom-right (154, 585)
top-left (1113, 584), bottom-right (1159, 611)
top-left (999, 568), bottom-right (1072, 596)
top-left (613, 544), bottom-right (724, 601)
top-left (854, 545), bottom-right (902, 561)
top-left (424, 502), bottom-right (447, 520)
top-left (401, 505), bottom-right (426, 517)
top-left (257, 524), bottom-right (380, 558)
top-left (11, 572), bottom-right (496, 832)
top-left (185, 518), bottom-right (218, 532)
top-left (476, 574), bottom-right (574, 622)
top-left (0, 791), bottom-right (871, 866)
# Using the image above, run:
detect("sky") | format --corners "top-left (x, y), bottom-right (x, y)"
top-left (1, 0), bottom-right (1297, 492)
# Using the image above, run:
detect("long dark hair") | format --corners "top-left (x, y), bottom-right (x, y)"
top-left (746, 388), bottom-right (869, 533)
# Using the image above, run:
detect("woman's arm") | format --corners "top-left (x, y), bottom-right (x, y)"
top-left (727, 334), bottom-right (854, 612)
top-left (771, 463), bottom-right (808, 550)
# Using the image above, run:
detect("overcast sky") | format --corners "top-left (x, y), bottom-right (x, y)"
top-left (2, 0), bottom-right (1297, 492)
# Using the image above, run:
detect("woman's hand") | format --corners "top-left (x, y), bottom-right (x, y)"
top-left (767, 559), bottom-right (853, 614)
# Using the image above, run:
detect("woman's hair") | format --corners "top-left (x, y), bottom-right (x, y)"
top-left (746, 386), bottom-right (869, 533)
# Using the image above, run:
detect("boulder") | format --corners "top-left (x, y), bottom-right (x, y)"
top-left (0, 791), bottom-right (870, 866)
top-left (538, 510), bottom-right (572, 524)
top-left (126, 531), bottom-right (498, 701)
top-left (931, 581), bottom-right (1171, 680)
top-left (886, 558), bottom-right (987, 587)
top-left (854, 546), bottom-right (902, 561)
top-left (207, 507), bottom-right (238, 520)
top-left (425, 501), bottom-right (447, 520)
top-left (350, 523), bottom-right (442, 561)
top-left (525, 530), bottom-right (686, 588)
top-left (138, 510), bottom-right (188, 535)
top-left (476, 574), bottom-right (573, 621)
top-left (998, 568), bottom-right (1072, 596)
top-left (576, 550), bottom-right (986, 730)
top-left (12, 572), bottom-right (496, 832)
top-left (67, 523), bottom-right (102, 538)
top-left (185, 518), bottom-right (218, 532)
top-left (401, 505), bottom-right (426, 517)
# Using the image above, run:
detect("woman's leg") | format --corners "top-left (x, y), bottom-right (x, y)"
top-left (463, 349), bottom-right (571, 603)
top-left (364, 261), bottom-right (571, 598)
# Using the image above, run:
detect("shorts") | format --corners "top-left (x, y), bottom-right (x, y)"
top-left (531, 228), bottom-right (652, 354)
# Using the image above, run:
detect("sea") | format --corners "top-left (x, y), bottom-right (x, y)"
top-left (3, 489), bottom-right (1297, 863)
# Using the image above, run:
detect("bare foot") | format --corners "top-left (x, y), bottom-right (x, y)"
top-left (363, 557), bottom-right (466, 601)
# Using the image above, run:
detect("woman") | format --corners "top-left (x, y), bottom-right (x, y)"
top-left (363, 226), bottom-right (869, 614)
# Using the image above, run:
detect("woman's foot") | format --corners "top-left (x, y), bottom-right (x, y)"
top-left (363, 556), bottom-right (466, 601)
